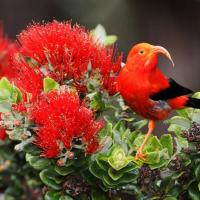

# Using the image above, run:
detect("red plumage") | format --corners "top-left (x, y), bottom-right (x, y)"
top-left (117, 43), bottom-right (199, 159)
top-left (118, 43), bottom-right (190, 121)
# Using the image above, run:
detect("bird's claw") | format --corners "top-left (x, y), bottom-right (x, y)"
top-left (135, 151), bottom-right (147, 160)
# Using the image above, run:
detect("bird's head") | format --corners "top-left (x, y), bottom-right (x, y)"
top-left (126, 43), bottom-right (174, 71)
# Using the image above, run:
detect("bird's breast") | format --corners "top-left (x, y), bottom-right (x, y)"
top-left (117, 67), bottom-right (171, 120)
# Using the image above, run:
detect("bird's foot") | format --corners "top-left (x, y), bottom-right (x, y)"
top-left (135, 150), bottom-right (146, 160)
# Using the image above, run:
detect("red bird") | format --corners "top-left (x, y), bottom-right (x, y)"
top-left (117, 43), bottom-right (200, 159)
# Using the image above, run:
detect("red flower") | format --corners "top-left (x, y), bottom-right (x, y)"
top-left (0, 114), bottom-right (6, 141)
top-left (0, 24), bottom-right (42, 101)
top-left (28, 89), bottom-right (104, 158)
top-left (86, 136), bottom-right (100, 154)
top-left (18, 21), bottom-right (122, 95)
top-left (0, 128), bottom-right (6, 141)
top-left (5, 57), bottom-right (43, 101)
top-left (12, 102), bottom-right (27, 113)
top-left (0, 24), bottom-right (17, 78)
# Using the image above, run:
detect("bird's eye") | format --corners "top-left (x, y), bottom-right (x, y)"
top-left (139, 49), bottom-right (145, 55)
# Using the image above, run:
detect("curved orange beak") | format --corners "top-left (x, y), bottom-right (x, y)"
top-left (152, 45), bottom-right (174, 67)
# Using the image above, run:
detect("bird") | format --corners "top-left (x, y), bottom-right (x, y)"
top-left (117, 43), bottom-right (200, 160)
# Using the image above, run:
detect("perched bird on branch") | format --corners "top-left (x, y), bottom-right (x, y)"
top-left (117, 43), bottom-right (200, 159)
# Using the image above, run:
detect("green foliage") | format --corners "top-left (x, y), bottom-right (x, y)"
top-left (40, 168), bottom-right (63, 190)
top-left (89, 146), bottom-right (138, 190)
top-left (26, 153), bottom-right (51, 170)
top-left (90, 24), bottom-right (117, 46)
top-left (2, 79), bottom-right (200, 200)
top-left (87, 91), bottom-right (106, 111)
top-left (44, 190), bottom-right (73, 200)
top-left (43, 77), bottom-right (60, 93)
top-left (0, 141), bottom-right (43, 199)
top-left (0, 77), bottom-right (22, 112)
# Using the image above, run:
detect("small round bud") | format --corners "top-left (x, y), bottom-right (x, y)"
top-left (67, 151), bottom-right (74, 159)
top-left (56, 158), bottom-right (65, 166)
top-left (14, 120), bottom-right (21, 126)
top-left (21, 133), bottom-right (28, 140)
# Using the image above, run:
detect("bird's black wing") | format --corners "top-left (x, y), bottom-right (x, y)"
top-left (150, 78), bottom-right (193, 101)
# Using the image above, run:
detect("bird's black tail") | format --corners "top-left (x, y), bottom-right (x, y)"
top-left (186, 97), bottom-right (200, 109)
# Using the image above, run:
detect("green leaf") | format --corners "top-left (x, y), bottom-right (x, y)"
top-left (89, 92), bottom-right (105, 111)
top-left (44, 190), bottom-right (61, 200)
top-left (23, 144), bottom-right (41, 155)
top-left (160, 134), bottom-right (173, 156)
top-left (64, 160), bottom-right (74, 167)
top-left (40, 168), bottom-right (62, 190)
top-left (132, 134), bottom-right (145, 150)
top-left (150, 197), bottom-right (160, 200)
top-left (55, 165), bottom-right (74, 176)
top-left (59, 195), bottom-right (73, 200)
top-left (105, 35), bottom-right (117, 46)
top-left (146, 151), bottom-right (160, 164)
top-left (145, 148), bottom-right (169, 168)
top-left (43, 77), bottom-right (60, 93)
top-left (96, 158), bottom-right (109, 171)
top-left (108, 148), bottom-right (131, 171)
top-left (0, 77), bottom-right (13, 92)
top-left (102, 174), bottom-right (118, 187)
top-left (90, 24), bottom-right (117, 46)
top-left (174, 136), bottom-right (188, 151)
top-left (188, 182), bottom-right (200, 200)
top-left (176, 108), bottom-right (189, 118)
top-left (0, 100), bottom-right (11, 113)
top-left (91, 24), bottom-right (107, 43)
top-left (144, 136), bottom-right (162, 153)
top-left (166, 116), bottom-right (191, 130)
top-left (100, 122), bottom-right (112, 138)
top-left (108, 168), bottom-right (124, 181)
top-left (195, 164), bottom-right (200, 182)
top-left (118, 163), bottom-right (138, 173)
top-left (99, 136), bottom-right (113, 154)
top-left (132, 120), bottom-right (148, 130)
top-left (164, 197), bottom-right (177, 200)
top-left (6, 128), bottom-right (24, 141)
top-left (4, 195), bottom-right (16, 200)
top-left (0, 88), bottom-right (11, 100)
top-left (91, 189), bottom-right (108, 200)
top-left (89, 162), bottom-right (105, 179)
top-left (113, 120), bottom-right (126, 133)
top-left (192, 92), bottom-right (200, 99)
top-left (189, 109), bottom-right (200, 123)
top-left (149, 159), bottom-right (168, 170)
top-left (26, 153), bottom-right (50, 170)
top-left (14, 87), bottom-right (23, 103)
top-left (0, 77), bottom-right (22, 104)
top-left (168, 185), bottom-right (182, 198)
top-left (117, 171), bottom-right (138, 184)
top-left (167, 124), bottom-right (182, 135)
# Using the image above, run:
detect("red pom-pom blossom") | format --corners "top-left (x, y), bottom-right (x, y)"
top-left (0, 24), bottom-right (17, 78)
top-left (28, 88), bottom-right (104, 158)
top-left (18, 21), bottom-right (122, 94)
